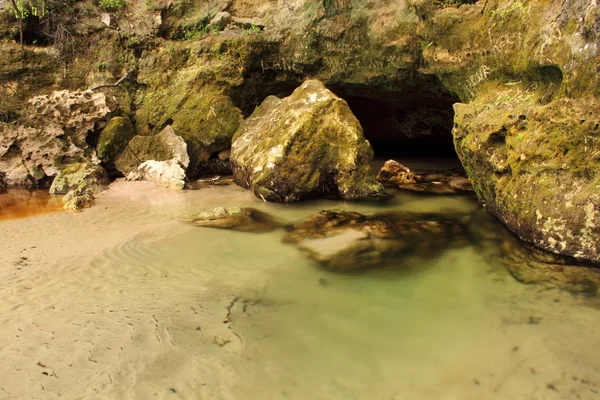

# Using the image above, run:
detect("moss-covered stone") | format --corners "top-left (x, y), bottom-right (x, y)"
top-left (49, 162), bottom-right (110, 211)
top-left (49, 162), bottom-right (110, 195)
top-left (97, 116), bottom-right (135, 162)
top-left (454, 94), bottom-right (600, 263)
top-left (135, 63), bottom-right (243, 177)
top-left (231, 80), bottom-right (386, 202)
top-left (114, 125), bottom-right (190, 176)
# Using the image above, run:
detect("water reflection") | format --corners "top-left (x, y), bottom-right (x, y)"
top-left (0, 188), bottom-right (62, 221)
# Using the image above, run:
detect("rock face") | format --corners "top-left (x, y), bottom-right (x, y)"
top-left (283, 210), bottom-right (468, 271)
top-left (49, 162), bottom-right (110, 211)
top-left (454, 97), bottom-right (600, 263)
top-left (377, 159), bottom-right (473, 194)
top-left (231, 80), bottom-right (386, 202)
top-left (183, 207), bottom-right (280, 232)
top-left (0, 90), bottom-right (115, 186)
top-left (115, 125), bottom-right (190, 176)
top-left (97, 116), bottom-right (136, 163)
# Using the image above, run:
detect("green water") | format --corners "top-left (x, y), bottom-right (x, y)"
top-left (1, 181), bottom-right (599, 400)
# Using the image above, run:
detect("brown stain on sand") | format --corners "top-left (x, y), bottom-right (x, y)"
top-left (0, 189), bottom-right (63, 221)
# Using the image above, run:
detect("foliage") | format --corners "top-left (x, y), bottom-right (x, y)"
top-left (99, 0), bottom-right (126, 12)
top-left (243, 24), bottom-right (261, 35)
top-left (8, 0), bottom-right (48, 20)
top-left (490, 2), bottom-right (526, 18)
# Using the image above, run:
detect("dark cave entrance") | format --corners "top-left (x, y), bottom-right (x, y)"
top-left (228, 72), bottom-right (463, 172)
top-left (326, 77), bottom-right (462, 172)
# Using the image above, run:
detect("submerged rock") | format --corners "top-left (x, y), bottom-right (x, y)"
top-left (183, 207), bottom-right (280, 232)
top-left (127, 159), bottom-right (187, 190)
top-left (231, 80), bottom-right (386, 203)
top-left (469, 209), bottom-right (600, 295)
top-left (283, 210), bottom-right (468, 271)
top-left (114, 125), bottom-right (190, 176)
top-left (377, 159), bottom-right (473, 194)
top-left (49, 162), bottom-right (110, 211)
top-left (0, 90), bottom-right (115, 186)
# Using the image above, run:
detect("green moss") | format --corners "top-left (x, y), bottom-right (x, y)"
top-left (97, 116), bottom-right (135, 162)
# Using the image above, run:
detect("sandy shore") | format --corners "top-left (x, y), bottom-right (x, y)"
top-left (1, 181), bottom-right (600, 400)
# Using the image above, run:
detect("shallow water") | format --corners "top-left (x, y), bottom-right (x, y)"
top-left (0, 189), bottom-right (62, 221)
top-left (1, 180), bottom-right (599, 400)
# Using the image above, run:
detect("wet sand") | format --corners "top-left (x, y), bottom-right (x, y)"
top-left (1, 181), bottom-right (599, 399)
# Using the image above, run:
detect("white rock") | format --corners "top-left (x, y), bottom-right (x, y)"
top-left (127, 159), bottom-right (186, 190)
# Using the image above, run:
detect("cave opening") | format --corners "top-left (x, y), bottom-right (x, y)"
top-left (327, 77), bottom-right (462, 172)
top-left (228, 72), bottom-right (463, 172)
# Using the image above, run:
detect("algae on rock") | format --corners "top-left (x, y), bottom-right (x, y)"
top-left (114, 125), bottom-right (190, 176)
top-left (49, 162), bottom-right (110, 211)
top-left (231, 80), bottom-right (386, 202)
top-left (97, 116), bottom-right (136, 163)
top-left (454, 94), bottom-right (600, 263)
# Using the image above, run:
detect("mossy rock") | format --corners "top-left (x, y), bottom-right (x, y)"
top-left (136, 87), bottom-right (242, 178)
top-left (231, 80), bottom-right (386, 202)
top-left (49, 162), bottom-right (110, 195)
top-left (453, 94), bottom-right (600, 263)
top-left (97, 116), bottom-right (135, 162)
top-left (114, 125), bottom-right (190, 176)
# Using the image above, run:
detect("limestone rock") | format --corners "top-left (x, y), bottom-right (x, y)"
top-left (218, 149), bottom-right (231, 161)
top-left (49, 162), bottom-right (110, 211)
top-left (135, 89), bottom-right (242, 178)
top-left (49, 162), bottom-right (110, 195)
top-left (0, 90), bottom-right (115, 186)
top-left (127, 159), bottom-right (187, 190)
top-left (454, 97), bottom-right (600, 263)
top-left (283, 210), bottom-right (468, 271)
top-left (183, 207), bottom-right (280, 232)
top-left (231, 80), bottom-right (386, 202)
top-left (63, 189), bottom-right (96, 212)
top-left (115, 125), bottom-right (190, 176)
top-left (97, 116), bottom-right (136, 163)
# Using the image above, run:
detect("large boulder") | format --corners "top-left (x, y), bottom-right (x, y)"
top-left (97, 116), bottom-right (136, 163)
top-left (49, 162), bottom-right (110, 195)
top-left (454, 96), bottom-right (600, 264)
top-left (230, 80), bottom-right (386, 202)
top-left (0, 90), bottom-right (115, 186)
top-left (114, 125), bottom-right (190, 176)
top-left (135, 88), bottom-right (242, 177)
top-left (469, 208), bottom-right (600, 295)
